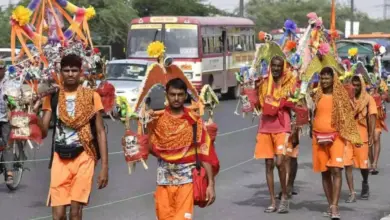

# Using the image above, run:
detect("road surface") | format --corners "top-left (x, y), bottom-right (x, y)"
top-left (0, 100), bottom-right (390, 220)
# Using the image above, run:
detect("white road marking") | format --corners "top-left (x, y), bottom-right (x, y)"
top-left (29, 125), bottom-right (258, 220)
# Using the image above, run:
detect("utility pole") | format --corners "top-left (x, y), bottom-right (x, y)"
top-left (384, 0), bottom-right (390, 20)
top-left (350, 0), bottom-right (354, 34)
top-left (239, 0), bottom-right (244, 17)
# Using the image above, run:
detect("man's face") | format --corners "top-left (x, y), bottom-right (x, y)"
top-left (320, 70), bottom-right (334, 90)
top-left (271, 58), bottom-right (284, 79)
top-left (167, 87), bottom-right (187, 110)
top-left (61, 66), bottom-right (81, 86)
top-left (352, 78), bottom-right (362, 96)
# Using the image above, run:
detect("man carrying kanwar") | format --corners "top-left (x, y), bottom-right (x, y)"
top-left (254, 55), bottom-right (296, 214)
top-left (147, 77), bottom-right (220, 220)
top-left (344, 74), bottom-right (376, 203)
top-left (312, 59), bottom-right (362, 219)
top-left (36, 54), bottom-right (109, 220)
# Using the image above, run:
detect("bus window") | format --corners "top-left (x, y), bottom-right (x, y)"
top-left (214, 36), bottom-right (221, 53)
top-left (202, 37), bottom-right (209, 54)
top-left (207, 37), bottom-right (214, 53)
top-left (128, 24), bottom-right (162, 58)
top-left (228, 36), bottom-right (234, 51)
top-left (165, 24), bottom-right (199, 58)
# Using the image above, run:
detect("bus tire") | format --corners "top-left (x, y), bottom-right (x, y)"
top-left (227, 84), bottom-right (240, 100)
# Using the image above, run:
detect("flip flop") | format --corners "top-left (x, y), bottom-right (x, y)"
top-left (371, 169), bottom-right (379, 175)
top-left (6, 175), bottom-right (13, 185)
top-left (264, 205), bottom-right (277, 213)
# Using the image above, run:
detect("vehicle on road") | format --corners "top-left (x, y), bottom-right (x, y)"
top-left (103, 59), bottom-right (165, 110)
top-left (127, 16), bottom-right (256, 99)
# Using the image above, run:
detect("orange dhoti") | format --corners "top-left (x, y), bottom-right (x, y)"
top-left (312, 136), bottom-right (345, 173)
top-left (155, 183), bottom-right (194, 220)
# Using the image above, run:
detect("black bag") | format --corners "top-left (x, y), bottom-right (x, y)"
top-left (48, 91), bottom-right (102, 168)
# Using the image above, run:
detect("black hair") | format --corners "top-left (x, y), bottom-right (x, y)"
top-left (271, 55), bottom-right (284, 63)
top-left (351, 75), bottom-right (360, 82)
top-left (319, 67), bottom-right (334, 77)
top-left (60, 54), bottom-right (82, 69)
top-left (166, 78), bottom-right (187, 93)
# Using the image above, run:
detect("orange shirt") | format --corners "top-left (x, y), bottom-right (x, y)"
top-left (356, 96), bottom-right (377, 143)
top-left (42, 91), bottom-right (103, 113)
top-left (313, 94), bottom-right (336, 133)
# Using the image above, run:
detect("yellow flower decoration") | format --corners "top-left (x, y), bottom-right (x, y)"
top-left (147, 41), bottom-right (165, 58)
top-left (85, 6), bottom-right (96, 20)
top-left (12, 6), bottom-right (32, 26)
top-left (348, 48), bottom-right (358, 57)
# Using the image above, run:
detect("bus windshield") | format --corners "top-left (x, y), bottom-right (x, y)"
top-left (128, 24), bottom-right (198, 58)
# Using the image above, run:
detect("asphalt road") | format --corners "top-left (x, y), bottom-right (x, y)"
top-left (1, 100), bottom-right (390, 220)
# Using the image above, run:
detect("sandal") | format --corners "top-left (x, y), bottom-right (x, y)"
top-left (277, 199), bottom-right (289, 214)
top-left (330, 205), bottom-right (341, 220)
top-left (264, 205), bottom-right (277, 213)
top-left (345, 192), bottom-right (357, 203)
top-left (322, 206), bottom-right (331, 217)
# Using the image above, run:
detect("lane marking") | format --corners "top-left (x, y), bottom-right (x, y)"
top-left (1, 125), bottom-right (258, 164)
top-left (29, 125), bottom-right (258, 220)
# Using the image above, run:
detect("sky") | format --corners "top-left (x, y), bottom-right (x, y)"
top-left (0, 0), bottom-right (384, 19)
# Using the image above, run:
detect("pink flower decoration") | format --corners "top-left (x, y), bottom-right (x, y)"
top-left (318, 42), bottom-right (330, 55)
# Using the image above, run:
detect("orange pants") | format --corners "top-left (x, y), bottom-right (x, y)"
top-left (155, 183), bottom-right (194, 220)
top-left (254, 133), bottom-right (289, 159)
top-left (353, 143), bottom-right (369, 169)
top-left (312, 136), bottom-right (345, 173)
top-left (47, 151), bottom-right (95, 207)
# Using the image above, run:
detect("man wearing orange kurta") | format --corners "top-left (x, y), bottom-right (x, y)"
top-left (148, 78), bottom-right (219, 220)
top-left (312, 66), bottom-right (361, 219)
top-left (254, 56), bottom-right (296, 214)
top-left (344, 75), bottom-right (376, 203)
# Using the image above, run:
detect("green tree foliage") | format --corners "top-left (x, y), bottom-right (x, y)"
top-left (246, 0), bottom-right (389, 35)
top-left (132, 0), bottom-right (226, 17)
top-left (0, 6), bottom-right (14, 47)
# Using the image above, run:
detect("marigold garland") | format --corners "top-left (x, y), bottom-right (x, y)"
top-left (12, 6), bottom-right (32, 26)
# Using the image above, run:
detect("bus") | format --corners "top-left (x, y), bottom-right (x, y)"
top-left (347, 33), bottom-right (390, 55)
top-left (127, 16), bottom-right (256, 98)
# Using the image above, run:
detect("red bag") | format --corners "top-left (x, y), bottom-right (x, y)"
top-left (122, 130), bottom-right (149, 163)
top-left (192, 123), bottom-right (208, 208)
top-left (262, 95), bottom-right (279, 116)
top-left (242, 88), bottom-right (259, 113)
top-left (96, 81), bottom-right (116, 113)
top-left (9, 111), bottom-right (42, 144)
top-left (344, 84), bottom-right (355, 100)
top-left (294, 106), bottom-right (309, 126)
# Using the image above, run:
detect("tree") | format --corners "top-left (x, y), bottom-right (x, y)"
top-left (0, 6), bottom-right (15, 47)
top-left (245, 0), bottom-right (388, 37)
top-left (132, 0), bottom-right (228, 17)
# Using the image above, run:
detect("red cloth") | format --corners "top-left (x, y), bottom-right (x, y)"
top-left (96, 81), bottom-right (116, 113)
top-left (9, 111), bottom-right (42, 144)
top-left (122, 130), bottom-right (149, 163)
top-left (205, 122), bottom-right (220, 175)
top-left (151, 108), bottom-right (220, 176)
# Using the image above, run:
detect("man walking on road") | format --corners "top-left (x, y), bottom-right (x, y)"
top-left (36, 54), bottom-right (109, 220)
top-left (344, 75), bottom-right (376, 202)
top-left (147, 78), bottom-right (219, 220)
top-left (312, 66), bottom-right (362, 219)
top-left (254, 56), bottom-right (296, 213)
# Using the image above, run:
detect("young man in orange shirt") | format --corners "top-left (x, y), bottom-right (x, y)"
top-left (312, 66), bottom-right (361, 219)
top-left (344, 75), bottom-right (376, 202)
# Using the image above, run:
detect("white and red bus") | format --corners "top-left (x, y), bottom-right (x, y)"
top-left (127, 16), bottom-right (256, 98)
